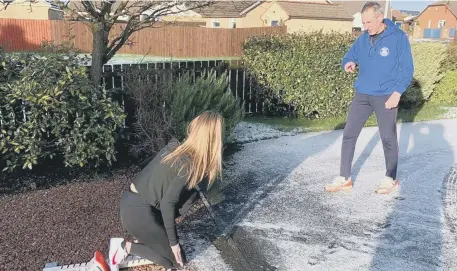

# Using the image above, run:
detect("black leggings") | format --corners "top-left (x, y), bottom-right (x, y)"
top-left (119, 191), bottom-right (185, 269)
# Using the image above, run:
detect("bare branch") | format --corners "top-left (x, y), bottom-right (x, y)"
top-left (99, 0), bottom-right (114, 17)
top-left (141, 1), bottom-right (213, 22)
top-left (53, 0), bottom-right (90, 22)
top-left (80, 0), bottom-right (99, 19)
top-left (0, 0), bottom-right (12, 11)
top-left (105, 0), bottom-right (214, 59)
top-left (105, 21), bottom-right (135, 60)
top-left (108, 0), bottom-right (130, 27)
top-left (1, 0), bottom-right (38, 11)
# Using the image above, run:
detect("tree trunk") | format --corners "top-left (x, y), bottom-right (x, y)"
top-left (91, 23), bottom-right (109, 87)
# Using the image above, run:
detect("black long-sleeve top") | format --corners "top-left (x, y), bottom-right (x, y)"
top-left (132, 138), bottom-right (199, 246)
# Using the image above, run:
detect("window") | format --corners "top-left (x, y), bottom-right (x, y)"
top-left (270, 20), bottom-right (280, 26)
top-left (229, 18), bottom-right (236, 28)
top-left (438, 20), bottom-right (446, 28)
top-left (352, 27), bottom-right (362, 35)
top-left (428, 20), bottom-right (432, 28)
top-left (212, 19), bottom-right (220, 28)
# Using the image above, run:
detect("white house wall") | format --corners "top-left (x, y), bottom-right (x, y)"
top-left (353, 12), bottom-right (364, 30)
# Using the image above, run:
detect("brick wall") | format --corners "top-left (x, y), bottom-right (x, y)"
top-left (415, 5), bottom-right (457, 39)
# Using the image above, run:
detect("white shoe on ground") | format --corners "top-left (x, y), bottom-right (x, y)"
top-left (109, 237), bottom-right (128, 266)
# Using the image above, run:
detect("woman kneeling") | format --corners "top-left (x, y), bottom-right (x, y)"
top-left (109, 111), bottom-right (223, 271)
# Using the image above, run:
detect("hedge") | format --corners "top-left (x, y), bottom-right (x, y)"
top-left (431, 43), bottom-right (457, 105)
top-left (440, 43), bottom-right (457, 72)
top-left (401, 42), bottom-right (448, 106)
top-left (242, 30), bottom-right (357, 118)
top-left (431, 69), bottom-right (457, 106)
top-left (242, 31), bottom-right (453, 118)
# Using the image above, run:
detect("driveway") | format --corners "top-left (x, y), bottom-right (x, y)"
top-left (200, 118), bottom-right (457, 271)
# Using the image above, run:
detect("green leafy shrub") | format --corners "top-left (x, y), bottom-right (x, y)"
top-left (0, 51), bottom-right (125, 172)
top-left (126, 68), bottom-right (244, 158)
top-left (40, 40), bottom-right (84, 55)
top-left (430, 69), bottom-right (457, 106)
top-left (401, 42), bottom-right (447, 106)
top-left (168, 70), bottom-right (244, 142)
top-left (242, 30), bottom-right (357, 118)
top-left (440, 43), bottom-right (457, 72)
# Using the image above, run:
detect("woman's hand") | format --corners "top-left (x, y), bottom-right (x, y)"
top-left (171, 243), bottom-right (184, 267)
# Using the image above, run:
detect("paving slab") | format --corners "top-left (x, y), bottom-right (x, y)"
top-left (205, 118), bottom-right (457, 271)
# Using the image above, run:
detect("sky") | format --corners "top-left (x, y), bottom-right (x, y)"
top-left (390, 0), bottom-right (436, 12)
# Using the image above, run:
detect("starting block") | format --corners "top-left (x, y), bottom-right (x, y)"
top-left (43, 255), bottom-right (153, 271)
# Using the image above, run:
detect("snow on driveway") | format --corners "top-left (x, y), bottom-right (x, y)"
top-left (206, 118), bottom-right (457, 271)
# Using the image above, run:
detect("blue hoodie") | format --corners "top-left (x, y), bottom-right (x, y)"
top-left (342, 18), bottom-right (414, 96)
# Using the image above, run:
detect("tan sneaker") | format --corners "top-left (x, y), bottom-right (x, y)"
top-left (375, 177), bottom-right (399, 194)
top-left (325, 176), bottom-right (353, 192)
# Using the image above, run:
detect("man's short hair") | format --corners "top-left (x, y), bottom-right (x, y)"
top-left (362, 1), bottom-right (384, 14)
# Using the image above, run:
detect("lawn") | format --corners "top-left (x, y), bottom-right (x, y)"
top-left (246, 103), bottom-right (454, 132)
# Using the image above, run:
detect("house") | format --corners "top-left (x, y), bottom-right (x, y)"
top-left (189, 1), bottom-right (266, 28)
top-left (0, 0), bottom-right (61, 20)
top-left (141, 2), bottom-right (208, 26)
top-left (191, 0), bottom-right (354, 33)
top-left (332, 0), bottom-right (392, 32)
top-left (258, 1), bottom-right (353, 33)
top-left (413, 1), bottom-right (457, 40)
top-left (56, 1), bottom-right (353, 33)
top-left (392, 9), bottom-right (420, 27)
top-left (391, 9), bottom-right (420, 34)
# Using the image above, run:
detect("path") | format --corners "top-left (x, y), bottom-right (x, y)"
top-left (202, 118), bottom-right (457, 271)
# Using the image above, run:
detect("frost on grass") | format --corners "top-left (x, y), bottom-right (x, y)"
top-left (440, 106), bottom-right (457, 119)
top-left (232, 121), bottom-right (304, 144)
top-left (443, 164), bottom-right (457, 270)
top-left (176, 201), bottom-right (233, 271)
top-left (444, 164), bottom-right (457, 232)
top-left (184, 237), bottom-right (232, 271)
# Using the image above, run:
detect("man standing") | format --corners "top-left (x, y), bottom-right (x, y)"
top-left (325, 1), bottom-right (414, 194)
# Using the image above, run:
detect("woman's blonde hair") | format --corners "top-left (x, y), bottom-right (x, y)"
top-left (161, 110), bottom-right (223, 189)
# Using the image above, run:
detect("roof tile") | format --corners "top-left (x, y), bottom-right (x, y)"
top-left (277, 1), bottom-right (353, 20)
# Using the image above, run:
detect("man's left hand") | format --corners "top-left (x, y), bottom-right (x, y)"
top-left (385, 92), bottom-right (401, 109)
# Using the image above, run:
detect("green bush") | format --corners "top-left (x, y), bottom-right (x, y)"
top-left (242, 30), bottom-right (357, 118)
top-left (0, 51), bottom-right (125, 172)
top-left (168, 70), bottom-right (244, 142)
top-left (430, 69), bottom-right (457, 106)
top-left (401, 42), bottom-right (447, 106)
top-left (440, 43), bottom-right (457, 72)
top-left (126, 68), bottom-right (244, 158)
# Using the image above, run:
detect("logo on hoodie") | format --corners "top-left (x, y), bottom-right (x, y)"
top-left (380, 47), bottom-right (390, 57)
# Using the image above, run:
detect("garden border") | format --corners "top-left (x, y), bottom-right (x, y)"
top-left (43, 255), bottom-right (152, 271)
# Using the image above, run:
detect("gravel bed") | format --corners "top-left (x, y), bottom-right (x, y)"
top-left (0, 168), bottom-right (206, 271)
